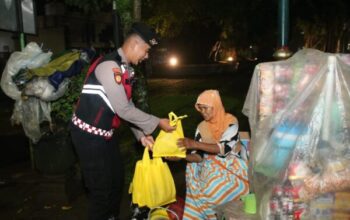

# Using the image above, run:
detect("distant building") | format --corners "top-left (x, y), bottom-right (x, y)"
top-left (0, 1), bottom-right (115, 55)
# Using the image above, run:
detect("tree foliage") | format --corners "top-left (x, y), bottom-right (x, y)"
top-left (63, 0), bottom-right (350, 57)
top-left (141, 0), bottom-right (278, 62)
top-left (291, 0), bottom-right (350, 52)
top-left (64, 0), bottom-right (112, 13)
top-left (64, 0), bottom-right (133, 25)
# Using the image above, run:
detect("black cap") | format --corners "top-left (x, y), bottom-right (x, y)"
top-left (131, 22), bottom-right (159, 47)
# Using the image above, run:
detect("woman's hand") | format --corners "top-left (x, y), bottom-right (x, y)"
top-left (177, 137), bottom-right (197, 150)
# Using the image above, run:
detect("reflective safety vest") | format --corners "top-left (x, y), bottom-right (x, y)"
top-left (73, 51), bottom-right (134, 137)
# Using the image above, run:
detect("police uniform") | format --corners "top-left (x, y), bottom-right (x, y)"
top-left (70, 23), bottom-right (159, 220)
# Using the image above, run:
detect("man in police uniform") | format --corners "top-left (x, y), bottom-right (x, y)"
top-left (70, 22), bottom-right (175, 220)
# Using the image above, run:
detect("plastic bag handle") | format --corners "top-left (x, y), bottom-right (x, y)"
top-left (168, 112), bottom-right (188, 127)
top-left (142, 148), bottom-right (151, 164)
top-left (147, 206), bottom-right (179, 220)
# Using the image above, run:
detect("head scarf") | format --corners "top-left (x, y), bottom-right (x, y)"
top-left (195, 90), bottom-right (237, 141)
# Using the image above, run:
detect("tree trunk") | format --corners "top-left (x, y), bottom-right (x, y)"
top-left (132, 0), bottom-right (151, 112)
top-left (133, 0), bottom-right (141, 21)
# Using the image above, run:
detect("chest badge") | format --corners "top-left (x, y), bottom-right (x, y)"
top-left (112, 67), bottom-right (122, 84)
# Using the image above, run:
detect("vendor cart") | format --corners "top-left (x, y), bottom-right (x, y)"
top-left (243, 48), bottom-right (350, 220)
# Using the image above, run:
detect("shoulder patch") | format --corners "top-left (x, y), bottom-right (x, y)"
top-left (112, 67), bottom-right (122, 84)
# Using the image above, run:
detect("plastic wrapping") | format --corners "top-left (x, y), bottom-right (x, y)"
top-left (26, 51), bottom-right (80, 77)
top-left (11, 97), bottom-right (52, 143)
top-left (242, 49), bottom-right (350, 219)
top-left (297, 153), bottom-right (350, 201)
top-left (0, 42), bottom-right (52, 100)
top-left (214, 200), bottom-right (259, 220)
top-left (22, 77), bottom-right (70, 102)
top-left (0, 43), bottom-right (93, 143)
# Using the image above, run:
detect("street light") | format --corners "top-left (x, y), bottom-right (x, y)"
top-left (227, 56), bottom-right (234, 62)
top-left (168, 56), bottom-right (178, 67)
top-left (273, 46), bottom-right (293, 59)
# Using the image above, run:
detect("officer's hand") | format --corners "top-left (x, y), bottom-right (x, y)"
top-left (159, 118), bottom-right (176, 132)
top-left (140, 135), bottom-right (154, 150)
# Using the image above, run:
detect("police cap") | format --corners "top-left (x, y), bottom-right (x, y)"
top-left (131, 22), bottom-right (159, 47)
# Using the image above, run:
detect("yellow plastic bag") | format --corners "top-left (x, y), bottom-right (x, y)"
top-left (148, 206), bottom-right (180, 220)
top-left (152, 112), bottom-right (187, 158)
top-left (129, 148), bottom-right (176, 208)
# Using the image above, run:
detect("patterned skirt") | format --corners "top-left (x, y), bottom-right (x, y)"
top-left (183, 154), bottom-right (249, 220)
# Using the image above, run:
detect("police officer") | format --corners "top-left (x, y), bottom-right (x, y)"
top-left (70, 22), bottom-right (175, 220)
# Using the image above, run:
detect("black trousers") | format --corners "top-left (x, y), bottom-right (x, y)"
top-left (70, 124), bottom-right (124, 220)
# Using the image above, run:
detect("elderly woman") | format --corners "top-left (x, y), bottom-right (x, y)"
top-left (176, 90), bottom-right (249, 219)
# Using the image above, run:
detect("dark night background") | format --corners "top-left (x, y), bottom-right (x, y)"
top-left (29, 0), bottom-right (350, 65)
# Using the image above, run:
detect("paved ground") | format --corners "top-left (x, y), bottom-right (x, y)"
top-left (0, 97), bottom-right (186, 220)
top-left (0, 94), bottom-right (187, 220)
top-left (0, 161), bottom-right (88, 220)
top-left (0, 160), bottom-right (186, 220)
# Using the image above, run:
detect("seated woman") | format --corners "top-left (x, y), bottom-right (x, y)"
top-left (172, 90), bottom-right (249, 219)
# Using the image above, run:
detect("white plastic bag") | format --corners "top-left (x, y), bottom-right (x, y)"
top-left (22, 77), bottom-right (70, 102)
top-left (0, 42), bottom-right (52, 100)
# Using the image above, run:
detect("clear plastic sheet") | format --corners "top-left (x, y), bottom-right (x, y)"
top-left (0, 43), bottom-right (90, 143)
top-left (22, 77), bottom-right (70, 102)
top-left (0, 42), bottom-right (52, 100)
top-left (242, 49), bottom-right (350, 219)
top-left (11, 97), bottom-right (52, 143)
top-left (214, 200), bottom-right (259, 220)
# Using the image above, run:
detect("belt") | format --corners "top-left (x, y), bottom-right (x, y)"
top-left (72, 114), bottom-right (114, 138)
